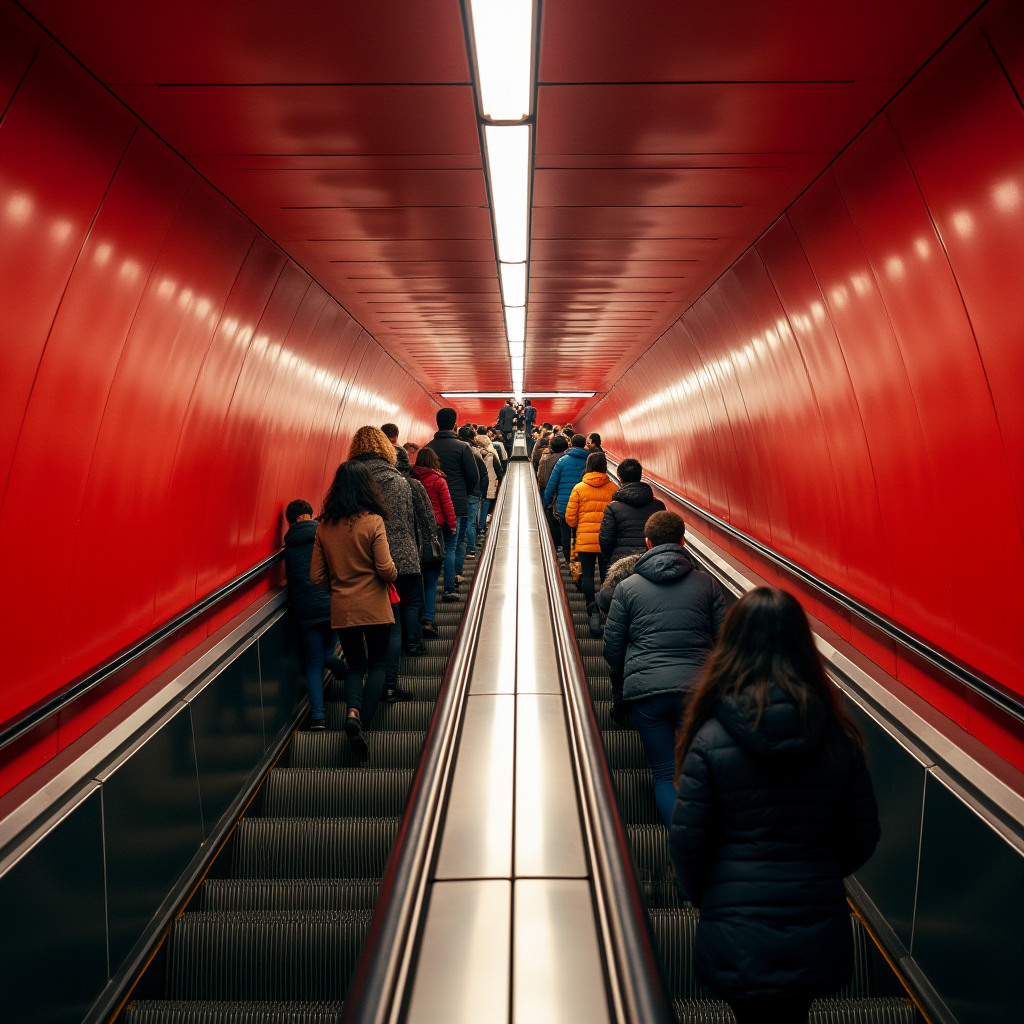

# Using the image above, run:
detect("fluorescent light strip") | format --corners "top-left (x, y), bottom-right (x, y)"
top-left (499, 262), bottom-right (527, 306)
top-left (504, 304), bottom-right (525, 342)
top-left (468, 0), bottom-right (534, 121)
top-left (485, 125), bottom-right (530, 265)
top-left (440, 391), bottom-right (597, 399)
top-left (508, 341), bottom-right (524, 358)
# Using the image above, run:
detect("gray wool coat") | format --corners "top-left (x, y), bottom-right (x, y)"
top-left (353, 455), bottom-right (421, 576)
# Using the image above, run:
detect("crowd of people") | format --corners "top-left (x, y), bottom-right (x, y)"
top-left (283, 400), bottom-right (880, 1024)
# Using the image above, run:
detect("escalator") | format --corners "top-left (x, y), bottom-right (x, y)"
top-left (121, 541), bottom-right (483, 1023)
top-left (555, 533), bottom-right (921, 1024)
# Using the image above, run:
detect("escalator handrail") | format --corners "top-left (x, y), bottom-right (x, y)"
top-left (341, 472), bottom-right (511, 1024)
top-left (527, 471), bottom-right (677, 1024)
top-left (602, 450), bottom-right (1024, 726)
top-left (0, 549), bottom-right (284, 753)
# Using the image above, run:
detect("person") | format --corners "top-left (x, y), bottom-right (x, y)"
top-left (599, 458), bottom-right (667, 564)
top-left (458, 424), bottom-right (489, 557)
top-left (671, 588), bottom-right (880, 1024)
top-left (425, 408), bottom-right (480, 600)
top-left (531, 429), bottom-right (551, 473)
top-left (311, 461), bottom-right (397, 757)
top-left (381, 422), bottom-right (401, 459)
top-left (538, 433), bottom-right (569, 547)
top-left (564, 451), bottom-right (618, 636)
top-left (348, 426), bottom-right (423, 700)
top-left (413, 447), bottom-right (456, 638)
top-left (395, 444), bottom-right (444, 653)
top-left (472, 432), bottom-right (502, 534)
top-left (486, 427), bottom-right (508, 471)
top-left (585, 431), bottom-right (602, 452)
top-left (496, 399), bottom-right (516, 455)
top-left (403, 441), bottom-right (420, 460)
top-left (524, 399), bottom-right (537, 454)
top-left (283, 499), bottom-right (347, 730)
top-left (542, 434), bottom-right (590, 562)
top-left (603, 511), bottom-right (726, 826)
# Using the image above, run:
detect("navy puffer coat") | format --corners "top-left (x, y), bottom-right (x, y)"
top-left (283, 519), bottom-right (332, 628)
top-left (602, 544), bottom-right (725, 700)
top-left (670, 685), bottom-right (880, 1000)
top-left (598, 481), bottom-right (666, 563)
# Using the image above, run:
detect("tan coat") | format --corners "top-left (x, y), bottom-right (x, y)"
top-left (310, 512), bottom-right (398, 628)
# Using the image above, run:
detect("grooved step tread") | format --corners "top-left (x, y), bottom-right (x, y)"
top-left (203, 878), bottom-right (381, 913)
top-left (324, 701), bottom-right (434, 732)
top-left (125, 1001), bottom-right (344, 1024)
top-left (289, 730), bottom-right (426, 769)
top-left (262, 769), bottom-right (413, 818)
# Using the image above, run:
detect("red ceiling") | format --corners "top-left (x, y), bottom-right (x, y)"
top-left (22, 0), bottom-right (980, 405)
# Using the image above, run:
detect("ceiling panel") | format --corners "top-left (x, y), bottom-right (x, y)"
top-left (24, 0), bottom-right (981, 400)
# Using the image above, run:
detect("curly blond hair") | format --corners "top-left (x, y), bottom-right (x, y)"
top-left (347, 425), bottom-right (397, 464)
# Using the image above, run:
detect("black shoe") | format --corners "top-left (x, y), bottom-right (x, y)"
top-left (442, 590), bottom-right (458, 602)
top-left (344, 714), bottom-right (368, 759)
top-left (589, 609), bottom-right (603, 637)
top-left (384, 685), bottom-right (415, 703)
top-left (405, 642), bottom-right (426, 656)
top-left (309, 717), bottom-right (326, 731)
top-left (422, 622), bottom-right (440, 638)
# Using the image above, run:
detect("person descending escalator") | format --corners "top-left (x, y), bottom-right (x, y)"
top-left (670, 587), bottom-right (880, 1024)
top-left (542, 433), bottom-right (589, 563)
top-left (564, 450), bottom-right (618, 637)
top-left (523, 398), bottom-right (537, 455)
top-left (347, 426), bottom-right (424, 700)
top-left (310, 461), bottom-right (397, 759)
top-left (486, 427), bottom-right (508, 471)
top-left (538, 433), bottom-right (569, 549)
top-left (496, 398), bottom-right (517, 455)
top-left (412, 446), bottom-right (457, 639)
top-left (598, 458), bottom-right (666, 565)
top-left (283, 499), bottom-right (347, 730)
top-left (602, 511), bottom-right (725, 826)
top-left (471, 432), bottom-right (502, 536)
top-left (530, 428), bottom-right (550, 473)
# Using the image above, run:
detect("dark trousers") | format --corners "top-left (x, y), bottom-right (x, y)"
top-left (386, 573), bottom-right (424, 686)
top-left (301, 623), bottom-right (346, 720)
top-left (545, 506), bottom-right (561, 551)
top-left (728, 997), bottom-right (813, 1023)
top-left (502, 431), bottom-right (514, 455)
top-left (559, 518), bottom-right (573, 564)
top-left (577, 550), bottom-right (608, 610)
top-left (337, 623), bottom-right (391, 729)
top-left (631, 690), bottom-right (685, 827)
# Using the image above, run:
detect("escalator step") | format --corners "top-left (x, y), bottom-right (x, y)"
top-left (588, 676), bottom-right (613, 701)
top-left (166, 911), bottom-right (370, 1000)
top-left (643, 880), bottom-right (686, 910)
top-left (577, 637), bottom-right (604, 658)
top-left (232, 818), bottom-right (399, 878)
top-left (125, 1001), bottom-right (343, 1024)
top-left (289, 730), bottom-right (426, 769)
top-left (627, 823), bottom-right (672, 883)
top-left (601, 729), bottom-right (647, 769)
top-left (671, 997), bottom-right (917, 1023)
top-left (582, 656), bottom-right (611, 680)
top-left (324, 701), bottom-right (434, 732)
top-left (420, 637), bottom-right (455, 657)
top-left (262, 769), bottom-right (413, 818)
top-left (203, 879), bottom-right (380, 912)
top-left (592, 702), bottom-right (639, 732)
top-left (398, 654), bottom-right (449, 676)
top-left (611, 769), bottom-right (660, 824)
top-left (324, 678), bottom-right (440, 703)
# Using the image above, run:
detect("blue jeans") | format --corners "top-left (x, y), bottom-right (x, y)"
top-left (422, 562), bottom-right (441, 621)
top-left (631, 690), bottom-right (685, 827)
top-left (302, 623), bottom-right (346, 720)
top-left (445, 516), bottom-right (468, 591)
top-left (465, 495), bottom-right (480, 554)
top-left (478, 497), bottom-right (492, 533)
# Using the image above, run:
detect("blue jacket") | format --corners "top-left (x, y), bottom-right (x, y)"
top-left (543, 446), bottom-right (588, 516)
top-left (283, 520), bottom-right (332, 628)
top-left (602, 544), bottom-right (725, 700)
top-left (671, 686), bottom-right (879, 1000)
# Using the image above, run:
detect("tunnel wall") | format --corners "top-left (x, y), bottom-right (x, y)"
top-left (580, 2), bottom-right (1024, 764)
top-left (0, 4), bottom-right (437, 791)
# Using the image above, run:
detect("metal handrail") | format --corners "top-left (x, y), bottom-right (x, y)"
top-left (0, 550), bottom-right (285, 753)
top-left (527, 469), bottom-right (676, 1023)
top-left (603, 450), bottom-right (1024, 726)
top-left (341, 473), bottom-right (510, 1024)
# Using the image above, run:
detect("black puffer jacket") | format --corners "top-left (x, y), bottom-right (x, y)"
top-left (283, 519), bottom-right (332, 628)
top-left (425, 431), bottom-right (479, 516)
top-left (671, 686), bottom-right (880, 1000)
top-left (496, 404), bottom-right (516, 432)
top-left (603, 544), bottom-right (725, 700)
top-left (598, 482), bottom-right (666, 562)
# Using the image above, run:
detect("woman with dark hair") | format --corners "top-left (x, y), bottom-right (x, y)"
top-left (670, 587), bottom-right (880, 1024)
top-left (311, 461), bottom-right (397, 757)
top-left (564, 450), bottom-right (618, 636)
top-left (413, 446), bottom-right (456, 638)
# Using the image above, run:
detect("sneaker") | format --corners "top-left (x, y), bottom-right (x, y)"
top-left (309, 717), bottom-right (326, 731)
top-left (442, 591), bottom-right (458, 602)
top-left (589, 609), bottom-right (603, 637)
top-left (344, 713), bottom-right (368, 759)
top-left (421, 622), bottom-right (440, 638)
top-left (384, 685), bottom-right (415, 703)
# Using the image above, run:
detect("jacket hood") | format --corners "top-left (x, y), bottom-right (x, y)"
top-left (582, 471), bottom-right (609, 487)
top-left (613, 481), bottom-right (655, 507)
top-left (715, 683), bottom-right (827, 759)
top-left (604, 552), bottom-right (642, 591)
top-left (284, 519), bottom-right (317, 547)
top-left (412, 465), bottom-right (442, 481)
top-left (634, 543), bottom-right (693, 583)
top-left (565, 446), bottom-right (588, 461)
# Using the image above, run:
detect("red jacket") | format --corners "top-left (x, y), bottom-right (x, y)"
top-left (412, 466), bottom-right (457, 532)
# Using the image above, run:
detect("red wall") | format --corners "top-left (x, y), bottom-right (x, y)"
top-left (0, 5), bottom-right (437, 788)
top-left (580, 1), bottom-right (1024, 762)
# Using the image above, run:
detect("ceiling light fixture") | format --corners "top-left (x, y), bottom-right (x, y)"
top-left (440, 391), bottom-right (597, 399)
top-left (504, 304), bottom-right (526, 343)
top-left (499, 261), bottom-right (527, 307)
top-left (485, 125), bottom-right (530, 265)
top-left (467, 0), bottom-right (534, 121)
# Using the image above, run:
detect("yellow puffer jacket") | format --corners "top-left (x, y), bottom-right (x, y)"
top-left (565, 472), bottom-right (619, 553)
